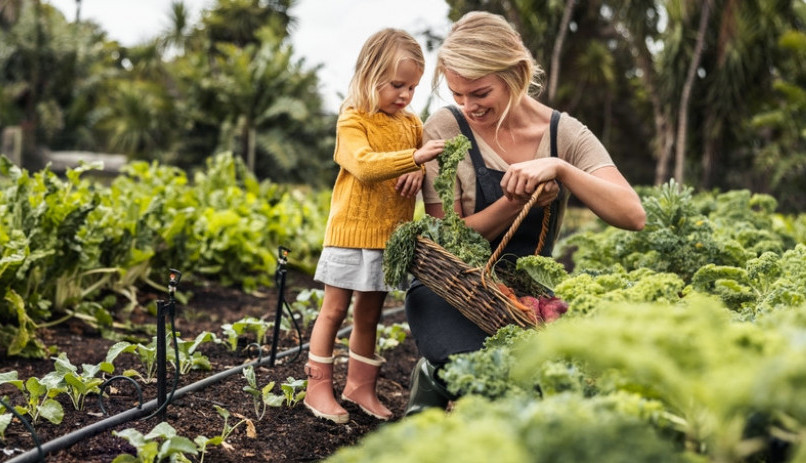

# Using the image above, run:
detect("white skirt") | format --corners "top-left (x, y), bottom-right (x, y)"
top-left (314, 247), bottom-right (401, 292)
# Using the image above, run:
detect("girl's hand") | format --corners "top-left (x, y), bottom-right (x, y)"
top-left (413, 139), bottom-right (445, 165)
top-left (396, 170), bottom-right (424, 198)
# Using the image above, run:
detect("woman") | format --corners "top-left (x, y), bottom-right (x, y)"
top-left (404, 11), bottom-right (646, 415)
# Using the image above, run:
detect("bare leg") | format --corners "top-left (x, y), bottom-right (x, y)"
top-left (308, 284), bottom-right (353, 358)
top-left (304, 284), bottom-right (353, 423)
top-left (348, 291), bottom-right (387, 357)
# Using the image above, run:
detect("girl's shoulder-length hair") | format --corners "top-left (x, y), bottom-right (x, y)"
top-left (341, 28), bottom-right (425, 114)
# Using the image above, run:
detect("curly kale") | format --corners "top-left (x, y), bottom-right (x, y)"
top-left (433, 134), bottom-right (471, 214)
top-left (383, 134), bottom-right (490, 287)
top-left (383, 219), bottom-right (422, 287)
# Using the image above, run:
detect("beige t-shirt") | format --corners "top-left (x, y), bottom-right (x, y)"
top-left (421, 106), bottom-right (615, 232)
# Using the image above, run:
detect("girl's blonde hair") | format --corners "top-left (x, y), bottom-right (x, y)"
top-left (341, 28), bottom-right (425, 114)
top-left (435, 11), bottom-right (545, 132)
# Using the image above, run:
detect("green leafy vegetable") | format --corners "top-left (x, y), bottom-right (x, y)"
top-left (433, 134), bottom-right (472, 214)
top-left (383, 134), bottom-right (490, 287)
top-left (515, 255), bottom-right (569, 291)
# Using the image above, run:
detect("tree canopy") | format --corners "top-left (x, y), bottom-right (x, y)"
top-left (1, 0), bottom-right (804, 209)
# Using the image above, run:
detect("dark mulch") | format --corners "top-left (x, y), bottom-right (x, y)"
top-left (1, 270), bottom-right (419, 462)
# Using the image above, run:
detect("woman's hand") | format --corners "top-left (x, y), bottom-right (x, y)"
top-left (396, 170), bottom-right (424, 198)
top-left (500, 158), bottom-right (561, 205)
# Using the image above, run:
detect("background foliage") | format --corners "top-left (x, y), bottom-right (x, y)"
top-left (1, 0), bottom-right (805, 209)
top-left (0, 0), bottom-right (337, 188)
top-left (0, 152), bottom-right (329, 358)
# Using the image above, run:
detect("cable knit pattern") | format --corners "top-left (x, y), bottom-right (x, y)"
top-left (324, 108), bottom-right (423, 249)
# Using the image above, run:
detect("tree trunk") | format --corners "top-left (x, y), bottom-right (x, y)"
top-left (246, 124), bottom-right (256, 173)
top-left (602, 89), bottom-right (612, 147)
top-left (700, 111), bottom-right (719, 188)
top-left (616, 18), bottom-right (673, 186)
top-left (674, 0), bottom-right (712, 185)
top-left (654, 120), bottom-right (675, 185)
top-left (548, 0), bottom-right (576, 103)
top-left (22, 0), bottom-right (44, 171)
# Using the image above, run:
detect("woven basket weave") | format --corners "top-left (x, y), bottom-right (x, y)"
top-left (409, 183), bottom-right (552, 335)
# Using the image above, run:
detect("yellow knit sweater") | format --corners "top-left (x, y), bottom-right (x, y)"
top-left (323, 108), bottom-right (423, 249)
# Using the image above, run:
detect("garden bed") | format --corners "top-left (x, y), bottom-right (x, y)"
top-left (1, 270), bottom-right (419, 462)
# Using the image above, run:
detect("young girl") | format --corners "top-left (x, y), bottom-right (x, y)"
top-left (304, 28), bottom-right (444, 424)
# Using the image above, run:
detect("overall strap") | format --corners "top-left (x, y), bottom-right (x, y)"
top-left (550, 110), bottom-right (560, 158)
top-left (544, 109), bottom-right (562, 255)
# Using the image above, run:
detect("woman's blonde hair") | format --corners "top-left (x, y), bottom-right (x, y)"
top-left (435, 11), bottom-right (544, 131)
top-left (341, 28), bottom-right (425, 114)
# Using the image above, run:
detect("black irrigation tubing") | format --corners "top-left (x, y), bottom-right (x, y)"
top-left (5, 306), bottom-right (405, 463)
top-left (0, 398), bottom-right (43, 463)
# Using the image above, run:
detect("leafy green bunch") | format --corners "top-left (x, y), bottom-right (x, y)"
top-left (383, 135), bottom-right (490, 287)
top-left (433, 134), bottom-right (472, 214)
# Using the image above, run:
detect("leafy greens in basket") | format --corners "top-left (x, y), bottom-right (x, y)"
top-left (383, 134), bottom-right (491, 287)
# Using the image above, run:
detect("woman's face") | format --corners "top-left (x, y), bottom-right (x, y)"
top-left (445, 69), bottom-right (510, 128)
top-left (377, 57), bottom-right (422, 116)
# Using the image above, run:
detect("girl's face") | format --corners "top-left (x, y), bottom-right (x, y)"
top-left (377, 57), bottom-right (422, 116)
top-left (445, 69), bottom-right (510, 128)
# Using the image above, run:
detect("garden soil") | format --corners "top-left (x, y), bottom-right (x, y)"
top-left (1, 270), bottom-right (420, 462)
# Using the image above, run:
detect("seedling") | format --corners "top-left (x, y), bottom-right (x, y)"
top-left (0, 375), bottom-right (18, 441)
top-left (128, 331), bottom-right (216, 380)
top-left (0, 397), bottom-right (11, 441)
top-left (241, 366), bottom-right (283, 421)
top-left (287, 288), bottom-right (324, 331)
top-left (130, 337), bottom-right (160, 382)
top-left (11, 372), bottom-right (65, 425)
top-left (279, 377), bottom-right (306, 408)
top-left (376, 322), bottom-right (409, 354)
top-left (112, 421), bottom-right (198, 463)
top-left (221, 317), bottom-right (272, 352)
top-left (194, 434), bottom-right (223, 463)
top-left (213, 405), bottom-right (248, 443)
top-left (51, 352), bottom-right (114, 411)
top-left (170, 331), bottom-right (216, 374)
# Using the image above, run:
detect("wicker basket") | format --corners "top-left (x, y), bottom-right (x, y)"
top-left (409, 183), bottom-right (552, 335)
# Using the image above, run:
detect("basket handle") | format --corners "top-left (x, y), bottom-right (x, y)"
top-left (481, 182), bottom-right (551, 287)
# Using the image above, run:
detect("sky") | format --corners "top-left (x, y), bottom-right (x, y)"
top-left (48, 0), bottom-right (453, 114)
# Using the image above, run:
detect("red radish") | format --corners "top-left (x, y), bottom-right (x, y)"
top-left (538, 296), bottom-right (569, 323)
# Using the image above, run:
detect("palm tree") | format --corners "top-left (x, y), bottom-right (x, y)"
top-left (97, 79), bottom-right (178, 160)
top-left (609, 0), bottom-right (681, 185)
top-left (698, 0), bottom-right (794, 189)
top-left (209, 27), bottom-right (314, 174)
top-left (161, 0), bottom-right (191, 55)
top-left (202, 0), bottom-right (296, 47)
